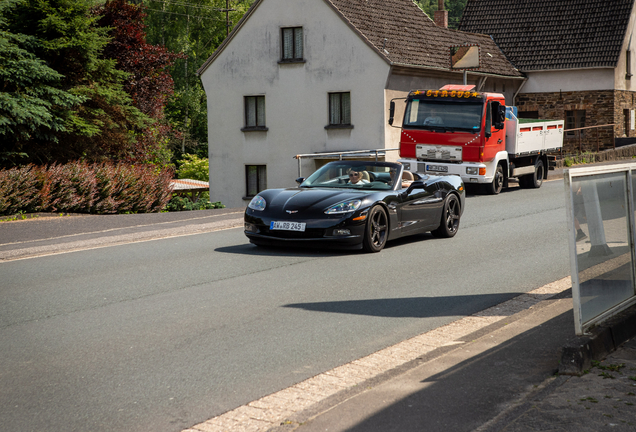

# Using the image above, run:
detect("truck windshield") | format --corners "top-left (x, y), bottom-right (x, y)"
top-left (403, 100), bottom-right (483, 132)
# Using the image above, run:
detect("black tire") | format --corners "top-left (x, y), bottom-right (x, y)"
top-left (362, 205), bottom-right (388, 252)
top-left (519, 159), bottom-right (545, 189)
top-left (431, 194), bottom-right (461, 238)
top-left (486, 164), bottom-right (504, 195)
top-left (528, 158), bottom-right (544, 188)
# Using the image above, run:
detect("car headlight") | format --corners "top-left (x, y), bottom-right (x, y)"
top-left (248, 195), bottom-right (266, 211)
top-left (325, 199), bottom-right (362, 214)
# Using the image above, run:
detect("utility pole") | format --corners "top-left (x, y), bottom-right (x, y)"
top-left (219, 0), bottom-right (236, 37)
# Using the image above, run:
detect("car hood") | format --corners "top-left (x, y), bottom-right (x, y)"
top-left (262, 188), bottom-right (370, 213)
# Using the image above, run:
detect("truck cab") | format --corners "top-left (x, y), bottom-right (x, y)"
top-left (392, 84), bottom-right (562, 194)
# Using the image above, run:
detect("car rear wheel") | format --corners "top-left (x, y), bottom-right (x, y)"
top-left (431, 194), bottom-right (461, 238)
top-left (363, 205), bottom-right (388, 252)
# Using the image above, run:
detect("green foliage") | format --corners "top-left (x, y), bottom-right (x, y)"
top-left (0, 162), bottom-right (174, 215)
top-left (176, 153), bottom-right (208, 181)
top-left (414, 0), bottom-right (467, 29)
top-left (165, 193), bottom-right (224, 211)
top-left (564, 151), bottom-right (596, 167)
top-left (0, 0), bottom-right (87, 162)
top-left (0, 0), bottom-right (153, 166)
top-left (143, 0), bottom-right (255, 158)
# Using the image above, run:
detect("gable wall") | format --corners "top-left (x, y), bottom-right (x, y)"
top-left (615, 4), bottom-right (636, 91)
top-left (200, 0), bottom-right (390, 208)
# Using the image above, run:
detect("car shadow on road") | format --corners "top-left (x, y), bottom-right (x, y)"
top-left (214, 243), bottom-right (353, 257)
top-left (282, 293), bottom-right (523, 319)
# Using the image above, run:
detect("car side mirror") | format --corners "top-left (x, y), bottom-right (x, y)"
top-left (388, 101), bottom-right (395, 126)
top-left (295, 177), bottom-right (305, 185)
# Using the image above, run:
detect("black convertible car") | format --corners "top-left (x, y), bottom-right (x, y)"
top-left (244, 160), bottom-right (465, 252)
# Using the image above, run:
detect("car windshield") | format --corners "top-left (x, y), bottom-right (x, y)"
top-left (300, 162), bottom-right (399, 190)
top-left (403, 99), bottom-right (483, 132)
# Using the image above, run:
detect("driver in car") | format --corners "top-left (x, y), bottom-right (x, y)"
top-left (348, 169), bottom-right (369, 184)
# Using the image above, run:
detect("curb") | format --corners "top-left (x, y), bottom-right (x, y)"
top-left (558, 302), bottom-right (636, 375)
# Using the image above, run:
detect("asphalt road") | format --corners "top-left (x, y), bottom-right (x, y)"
top-left (0, 179), bottom-right (571, 432)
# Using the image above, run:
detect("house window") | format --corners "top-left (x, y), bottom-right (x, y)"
top-left (245, 165), bottom-right (267, 197)
top-left (243, 96), bottom-right (267, 131)
top-left (566, 110), bottom-right (586, 137)
top-left (281, 27), bottom-right (303, 61)
top-left (328, 92), bottom-right (351, 126)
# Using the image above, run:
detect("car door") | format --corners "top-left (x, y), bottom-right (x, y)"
top-left (397, 181), bottom-right (444, 233)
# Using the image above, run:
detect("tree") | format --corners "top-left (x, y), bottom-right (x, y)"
top-left (142, 0), bottom-right (255, 159)
top-left (1, 0), bottom-right (151, 166)
top-left (94, 0), bottom-right (186, 164)
top-left (0, 0), bottom-right (85, 165)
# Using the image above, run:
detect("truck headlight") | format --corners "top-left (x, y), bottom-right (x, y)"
top-left (466, 167), bottom-right (478, 175)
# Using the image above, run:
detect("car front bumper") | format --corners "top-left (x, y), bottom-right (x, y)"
top-left (244, 211), bottom-right (366, 250)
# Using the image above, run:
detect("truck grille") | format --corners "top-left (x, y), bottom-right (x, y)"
top-left (418, 144), bottom-right (462, 162)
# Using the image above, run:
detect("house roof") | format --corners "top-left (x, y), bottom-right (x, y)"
top-left (325, 0), bottom-right (522, 77)
top-left (459, 0), bottom-right (635, 71)
top-left (197, 0), bottom-right (523, 78)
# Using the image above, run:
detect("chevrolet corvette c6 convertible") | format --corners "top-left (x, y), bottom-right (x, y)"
top-left (244, 160), bottom-right (464, 252)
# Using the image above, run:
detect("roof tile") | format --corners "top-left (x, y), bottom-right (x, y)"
top-left (459, 0), bottom-right (634, 71)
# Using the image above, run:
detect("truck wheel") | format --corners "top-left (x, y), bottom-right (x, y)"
top-left (529, 159), bottom-right (544, 188)
top-left (431, 194), bottom-right (461, 238)
top-left (362, 205), bottom-right (388, 252)
top-left (486, 164), bottom-right (504, 195)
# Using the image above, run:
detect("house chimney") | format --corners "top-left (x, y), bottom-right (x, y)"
top-left (434, 0), bottom-right (448, 28)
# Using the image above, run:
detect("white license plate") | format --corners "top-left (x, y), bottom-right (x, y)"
top-left (427, 165), bottom-right (448, 173)
top-left (270, 221), bottom-right (306, 232)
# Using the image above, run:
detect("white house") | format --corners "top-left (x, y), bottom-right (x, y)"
top-left (197, 0), bottom-right (523, 208)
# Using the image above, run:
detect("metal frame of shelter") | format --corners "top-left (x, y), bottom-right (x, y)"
top-left (564, 163), bottom-right (636, 334)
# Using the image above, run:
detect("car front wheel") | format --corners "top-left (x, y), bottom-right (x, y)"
top-left (363, 205), bottom-right (388, 252)
top-left (431, 194), bottom-right (461, 238)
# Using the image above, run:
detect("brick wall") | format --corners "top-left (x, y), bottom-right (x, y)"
top-left (514, 90), bottom-right (636, 154)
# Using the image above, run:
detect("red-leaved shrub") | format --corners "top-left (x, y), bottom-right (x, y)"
top-left (0, 162), bottom-right (174, 215)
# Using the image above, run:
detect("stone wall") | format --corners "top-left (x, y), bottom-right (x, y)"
top-left (514, 90), bottom-right (636, 154)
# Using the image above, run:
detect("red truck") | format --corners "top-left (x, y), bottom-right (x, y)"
top-left (389, 85), bottom-right (563, 194)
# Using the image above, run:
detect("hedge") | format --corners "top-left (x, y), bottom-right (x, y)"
top-left (0, 161), bottom-right (174, 215)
